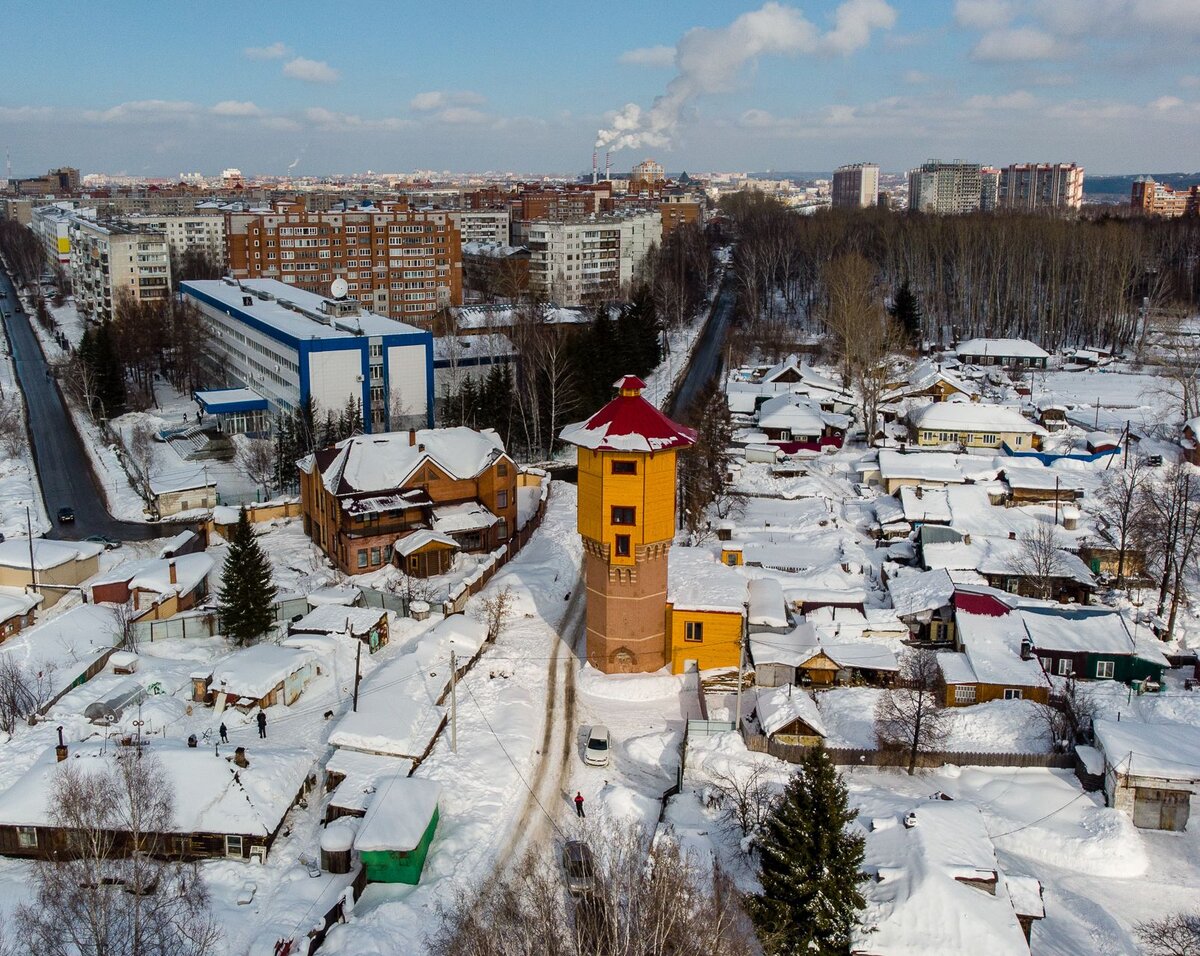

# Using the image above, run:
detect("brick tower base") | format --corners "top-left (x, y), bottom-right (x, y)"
top-left (583, 545), bottom-right (668, 673)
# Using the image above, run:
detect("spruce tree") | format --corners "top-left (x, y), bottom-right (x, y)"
top-left (889, 279), bottom-right (922, 348)
top-left (218, 507), bottom-right (278, 646)
top-left (92, 320), bottom-right (127, 419)
top-left (750, 747), bottom-right (866, 956)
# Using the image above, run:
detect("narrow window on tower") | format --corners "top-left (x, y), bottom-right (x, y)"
top-left (611, 506), bottom-right (636, 526)
top-left (614, 535), bottom-right (631, 557)
top-left (611, 460), bottom-right (637, 475)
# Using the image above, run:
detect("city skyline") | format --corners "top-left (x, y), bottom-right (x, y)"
top-left (1, 0), bottom-right (1198, 177)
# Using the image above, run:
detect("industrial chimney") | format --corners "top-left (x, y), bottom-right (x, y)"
top-left (592, 149), bottom-right (598, 185)
top-left (605, 151), bottom-right (612, 182)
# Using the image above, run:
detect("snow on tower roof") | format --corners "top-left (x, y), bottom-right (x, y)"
top-left (559, 375), bottom-right (697, 452)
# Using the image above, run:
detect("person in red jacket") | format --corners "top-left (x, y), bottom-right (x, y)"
top-left (574, 791), bottom-right (585, 818)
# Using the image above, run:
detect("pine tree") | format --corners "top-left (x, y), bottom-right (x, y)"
top-left (218, 507), bottom-right (278, 646)
top-left (749, 748), bottom-right (866, 956)
top-left (889, 279), bottom-right (922, 348)
top-left (92, 320), bottom-right (126, 419)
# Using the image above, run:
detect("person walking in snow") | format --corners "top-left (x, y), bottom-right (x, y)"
top-left (574, 791), bottom-right (585, 818)
top-left (256, 711), bottom-right (267, 739)
top-left (219, 722), bottom-right (228, 743)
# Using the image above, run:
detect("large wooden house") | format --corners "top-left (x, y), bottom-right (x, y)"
top-left (299, 426), bottom-right (518, 577)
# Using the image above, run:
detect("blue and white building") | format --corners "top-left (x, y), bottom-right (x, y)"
top-left (181, 278), bottom-right (433, 433)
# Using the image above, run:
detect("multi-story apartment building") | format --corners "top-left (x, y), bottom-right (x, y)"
top-left (999, 163), bottom-right (1084, 211)
top-left (908, 160), bottom-right (984, 215)
top-left (980, 168), bottom-right (1001, 211)
top-left (298, 426), bottom-right (517, 576)
top-left (1131, 176), bottom-right (1199, 218)
top-left (629, 158), bottom-right (667, 195)
top-left (526, 211), bottom-right (662, 306)
top-left (31, 202), bottom-right (94, 268)
top-left (831, 163), bottom-right (880, 209)
top-left (180, 277), bottom-right (433, 433)
top-left (449, 209), bottom-right (510, 246)
top-left (69, 218), bottom-right (171, 322)
top-left (225, 200), bottom-right (462, 326)
top-left (126, 214), bottom-right (227, 267)
top-left (6, 166), bottom-right (79, 197)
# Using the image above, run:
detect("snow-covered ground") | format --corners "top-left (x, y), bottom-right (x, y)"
top-left (0, 342), bottom-right (49, 537)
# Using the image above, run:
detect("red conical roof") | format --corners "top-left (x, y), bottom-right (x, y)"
top-left (559, 375), bottom-right (697, 452)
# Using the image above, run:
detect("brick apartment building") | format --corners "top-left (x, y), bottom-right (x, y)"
top-left (298, 426), bottom-right (517, 577)
top-left (1131, 176), bottom-right (1200, 218)
top-left (225, 200), bottom-right (462, 325)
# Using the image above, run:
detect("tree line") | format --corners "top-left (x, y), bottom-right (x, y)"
top-left (721, 193), bottom-right (1200, 358)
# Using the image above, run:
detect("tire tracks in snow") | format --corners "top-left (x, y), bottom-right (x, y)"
top-left (494, 574), bottom-right (586, 870)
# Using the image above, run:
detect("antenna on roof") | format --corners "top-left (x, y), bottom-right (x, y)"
top-left (330, 277), bottom-right (349, 300)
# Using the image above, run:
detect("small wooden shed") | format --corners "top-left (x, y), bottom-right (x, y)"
top-left (354, 776), bottom-right (441, 884)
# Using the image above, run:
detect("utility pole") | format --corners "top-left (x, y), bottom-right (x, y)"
top-left (734, 603), bottom-right (747, 732)
top-left (1124, 419), bottom-right (1131, 469)
top-left (1054, 476), bottom-right (1061, 526)
top-left (351, 639), bottom-right (362, 712)
top-left (25, 506), bottom-right (36, 594)
top-left (449, 649), bottom-right (458, 753)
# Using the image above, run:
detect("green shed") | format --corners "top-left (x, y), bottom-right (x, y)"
top-left (354, 776), bottom-right (441, 885)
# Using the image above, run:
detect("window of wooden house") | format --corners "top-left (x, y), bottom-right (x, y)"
top-left (497, 489), bottom-right (508, 509)
top-left (1095, 660), bottom-right (1115, 679)
top-left (611, 506), bottom-right (636, 526)
top-left (497, 461), bottom-right (508, 477)
top-left (954, 685), bottom-right (977, 703)
top-left (225, 835), bottom-right (243, 858)
top-left (1003, 688), bottom-right (1023, 700)
top-left (1057, 658), bottom-right (1073, 676)
top-left (611, 460), bottom-right (637, 475)
top-left (357, 549), bottom-right (368, 569)
top-left (370, 547), bottom-right (381, 565)
top-left (684, 621), bottom-right (703, 643)
top-left (614, 534), bottom-right (631, 558)
top-left (16, 827), bottom-right (37, 849)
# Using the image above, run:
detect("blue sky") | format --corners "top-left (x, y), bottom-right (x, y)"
top-left (2, 0), bottom-right (1198, 177)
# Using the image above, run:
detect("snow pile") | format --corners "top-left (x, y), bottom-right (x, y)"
top-left (575, 665), bottom-right (685, 702)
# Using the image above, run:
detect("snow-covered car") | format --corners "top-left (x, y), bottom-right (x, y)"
top-left (583, 725), bottom-right (610, 767)
top-left (561, 840), bottom-right (596, 896)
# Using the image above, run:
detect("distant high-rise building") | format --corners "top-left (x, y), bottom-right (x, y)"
top-left (7, 166), bottom-right (79, 197)
top-left (526, 211), bottom-right (661, 306)
top-left (831, 163), bottom-right (880, 209)
top-left (629, 158), bottom-right (666, 194)
top-left (999, 163), bottom-right (1085, 211)
top-left (221, 168), bottom-right (244, 188)
top-left (1130, 176), bottom-right (1198, 218)
top-left (980, 168), bottom-right (1001, 211)
top-left (907, 160), bottom-right (983, 215)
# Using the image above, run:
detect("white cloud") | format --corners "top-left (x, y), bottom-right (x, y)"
top-left (302, 107), bottom-right (411, 132)
top-left (1151, 95), bottom-right (1184, 111)
top-left (282, 57), bottom-right (339, 83)
top-left (244, 41), bottom-right (288, 60)
top-left (972, 26), bottom-right (1060, 60)
top-left (819, 0), bottom-right (898, 55)
top-left (436, 107), bottom-right (489, 125)
top-left (619, 45), bottom-right (676, 67)
top-left (902, 69), bottom-right (932, 84)
top-left (1181, 75), bottom-right (1200, 89)
top-left (965, 89), bottom-right (1038, 109)
top-left (211, 100), bottom-right (263, 117)
top-left (953, 0), bottom-right (1014, 30)
top-left (409, 90), bottom-right (485, 112)
top-left (84, 100), bottom-right (200, 124)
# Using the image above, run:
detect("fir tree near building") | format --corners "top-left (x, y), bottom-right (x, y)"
top-left (750, 747), bottom-right (865, 956)
top-left (218, 507), bottom-right (278, 646)
top-left (888, 279), bottom-right (922, 348)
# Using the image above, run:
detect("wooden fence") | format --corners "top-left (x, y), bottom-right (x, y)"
top-left (743, 733), bottom-right (1075, 770)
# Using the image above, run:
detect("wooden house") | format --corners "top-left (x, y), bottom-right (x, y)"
top-left (0, 539), bottom-right (103, 609)
top-left (753, 685), bottom-right (826, 746)
top-left (354, 776), bottom-right (441, 884)
top-left (1018, 608), bottom-right (1168, 685)
top-left (0, 740), bottom-right (314, 862)
top-left (290, 605), bottom-right (389, 653)
top-left (0, 589), bottom-right (40, 642)
top-left (954, 337), bottom-right (1049, 369)
top-left (192, 643), bottom-right (319, 710)
top-left (666, 547), bottom-right (748, 674)
top-left (938, 611), bottom-right (1050, 706)
top-left (90, 553), bottom-right (214, 621)
top-left (912, 402), bottom-right (1047, 451)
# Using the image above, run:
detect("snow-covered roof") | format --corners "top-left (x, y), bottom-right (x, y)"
top-left (878, 450), bottom-right (1001, 485)
top-left (0, 537), bottom-right (103, 571)
top-left (914, 402), bottom-right (1047, 436)
top-left (431, 501), bottom-right (497, 535)
top-left (0, 740), bottom-right (314, 837)
top-left (395, 529), bottom-right (460, 557)
top-left (899, 485), bottom-right (952, 522)
top-left (307, 427), bottom-right (510, 496)
top-left (955, 337), bottom-right (1049, 360)
top-left (747, 578), bottom-right (788, 628)
top-left (854, 800), bottom-right (1033, 956)
top-left (148, 467), bottom-right (216, 496)
top-left (433, 333), bottom-right (516, 364)
top-left (1018, 608), bottom-right (1166, 663)
top-left (888, 568), bottom-right (955, 619)
top-left (306, 586), bottom-right (362, 607)
top-left (756, 394), bottom-right (828, 434)
top-left (0, 587), bottom-right (41, 622)
top-left (91, 553), bottom-right (214, 598)
top-left (290, 604), bottom-right (385, 636)
top-left (208, 643), bottom-right (316, 699)
top-left (182, 278), bottom-right (425, 341)
top-left (922, 535), bottom-right (1095, 587)
top-left (1093, 719), bottom-right (1200, 783)
top-left (560, 376), bottom-right (697, 452)
top-left (0, 605), bottom-right (121, 700)
top-left (1000, 464), bottom-right (1084, 492)
top-left (355, 776), bottom-right (441, 852)
top-left (953, 612), bottom-right (1048, 688)
top-left (667, 546), bottom-right (747, 613)
top-left (755, 685), bottom-right (827, 738)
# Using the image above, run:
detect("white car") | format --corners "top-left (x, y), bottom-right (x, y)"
top-left (583, 725), bottom-right (610, 767)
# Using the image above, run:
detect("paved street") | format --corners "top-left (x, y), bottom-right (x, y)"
top-left (0, 267), bottom-right (169, 541)
top-left (667, 275), bottom-right (737, 422)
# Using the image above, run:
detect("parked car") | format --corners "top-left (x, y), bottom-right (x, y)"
top-left (84, 534), bottom-right (121, 550)
top-left (561, 840), bottom-right (596, 897)
top-left (584, 725), bottom-right (610, 767)
top-left (56, 506), bottom-right (75, 524)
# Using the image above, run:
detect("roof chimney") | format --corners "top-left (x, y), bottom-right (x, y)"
top-left (55, 725), bottom-right (68, 763)
top-left (409, 428), bottom-right (416, 447)
top-left (168, 560), bottom-right (177, 585)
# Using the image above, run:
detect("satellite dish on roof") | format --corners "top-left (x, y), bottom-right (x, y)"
top-left (330, 277), bottom-right (349, 300)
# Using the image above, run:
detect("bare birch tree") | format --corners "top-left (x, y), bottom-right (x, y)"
top-left (874, 648), bottom-right (949, 775)
top-left (235, 437), bottom-right (277, 500)
top-left (1010, 520), bottom-right (1067, 601)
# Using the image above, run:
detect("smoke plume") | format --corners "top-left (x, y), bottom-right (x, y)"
top-left (596, 0), bottom-right (895, 153)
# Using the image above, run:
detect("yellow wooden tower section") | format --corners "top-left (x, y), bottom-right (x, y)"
top-left (560, 375), bottom-right (696, 673)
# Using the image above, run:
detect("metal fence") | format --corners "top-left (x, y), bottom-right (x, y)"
top-left (743, 733), bottom-right (1075, 770)
top-left (359, 588), bottom-right (409, 615)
